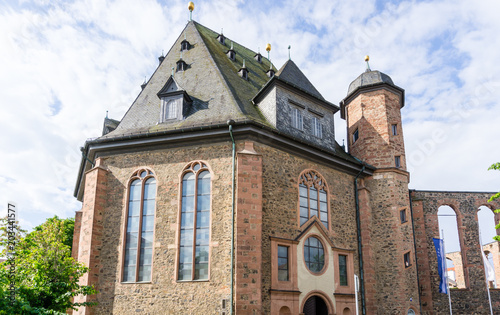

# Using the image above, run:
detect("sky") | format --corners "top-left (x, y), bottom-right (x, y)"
top-left (1, 0), bottom-right (499, 248)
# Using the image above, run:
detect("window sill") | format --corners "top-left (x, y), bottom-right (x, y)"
top-left (120, 281), bottom-right (152, 284)
top-left (176, 279), bottom-right (210, 283)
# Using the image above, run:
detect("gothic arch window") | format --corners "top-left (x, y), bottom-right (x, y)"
top-left (178, 161), bottom-right (212, 281)
top-left (122, 168), bottom-right (156, 282)
top-left (299, 170), bottom-right (329, 229)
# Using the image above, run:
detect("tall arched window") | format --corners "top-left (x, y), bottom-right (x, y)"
top-left (178, 161), bottom-right (211, 281)
top-left (123, 169), bottom-right (156, 282)
top-left (299, 170), bottom-right (329, 229)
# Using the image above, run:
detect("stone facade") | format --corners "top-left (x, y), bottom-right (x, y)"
top-left (71, 19), bottom-right (500, 315)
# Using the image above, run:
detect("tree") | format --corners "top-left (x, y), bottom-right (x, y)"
top-left (488, 163), bottom-right (500, 242)
top-left (0, 216), bottom-right (97, 314)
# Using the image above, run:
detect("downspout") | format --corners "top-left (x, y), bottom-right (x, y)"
top-left (80, 146), bottom-right (95, 168)
top-left (354, 165), bottom-right (366, 315)
top-left (409, 190), bottom-right (423, 315)
top-left (227, 120), bottom-right (236, 315)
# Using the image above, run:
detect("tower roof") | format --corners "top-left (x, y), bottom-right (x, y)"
top-left (346, 70), bottom-right (395, 97)
top-left (275, 60), bottom-right (324, 100)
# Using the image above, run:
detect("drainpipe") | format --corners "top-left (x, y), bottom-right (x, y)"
top-left (80, 146), bottom-right (95, 167)
top-left (409, 190), bottom-right (423, 315)
top-left (354, 165), bottom-right (366, 315)
top-left (227, 119), bottom-right (236, 315)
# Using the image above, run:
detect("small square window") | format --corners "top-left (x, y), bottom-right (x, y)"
top-left (291, 108), bottom-right (303, 130)
top-left (400, 209), bottom-right (407, 223)
top-left (353, 129), bottom-right (359, 143)
top-left (278, 245), bottom-right (289, 281)
top-left (395, 156), bottom-right (401, 168)
top-left (404, 252), bottom-right (411, 268)
top-left (392, 124), bottom-right (398, 136)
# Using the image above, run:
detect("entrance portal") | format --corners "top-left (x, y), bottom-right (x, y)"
top-left (303, 295), bottom-right (329, 315)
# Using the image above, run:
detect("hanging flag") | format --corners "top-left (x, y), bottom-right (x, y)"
top-left (481, 250), bottom-right (496, 284)
top-left (433, 238), bottom-right (448, 294)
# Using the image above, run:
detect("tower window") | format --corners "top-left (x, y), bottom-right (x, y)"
top-left (122, 169), bottom-right (156, 282)
top-left (339, 254), bottom-right (348, 286)
top-left (392, 124), bottom-right (398, 136)
top-left (312, 117), bottom-right (322, 138)
top-left (353, 129), bottom-right (359, 143)
top-left (400, 208), bottom-right (407, 223)
top-left (404, 252), bottom-right (411, 268)
top-left (395, 156), bottom-right (401, 168)
top-left (291, 108), bottom-right (303, 130)
top-left (278, 245), bottom-right (289, 281)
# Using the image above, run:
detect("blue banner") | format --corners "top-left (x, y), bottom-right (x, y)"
top-left (433, 238), bottom-right (448, 294)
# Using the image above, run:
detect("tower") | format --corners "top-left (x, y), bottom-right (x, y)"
top-left (340, 61), bottom-right (420, 314)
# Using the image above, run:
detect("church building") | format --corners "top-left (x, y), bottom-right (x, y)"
top-left (72, 5), bottom-right (500, 315)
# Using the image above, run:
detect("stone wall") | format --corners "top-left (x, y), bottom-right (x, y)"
top-left (254, 142), bottom-right (360, 314)
top-left (411, 190), bottom-right (500, 315)
top-left (358, 169), bottom-right (420, 314)
top-left (80, 141), bottom-right (234, 314)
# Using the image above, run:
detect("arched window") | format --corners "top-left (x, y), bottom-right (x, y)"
top-left (178, 161), bottom-right (211, 281)
top-left (122, 169), bottom-right (156, 282)
top-left (299, 170), bottom-right (329, 228)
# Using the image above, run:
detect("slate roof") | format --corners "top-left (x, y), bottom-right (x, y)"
top-left (102, 21), bottom-right (277, 139)
top-left (275, 60), bottom-right (324, 100)
top-left (346, 70), bottom-right (395, 98)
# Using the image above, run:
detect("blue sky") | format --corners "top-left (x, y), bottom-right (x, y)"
top-left (1, 0), bottom-right (499, 252)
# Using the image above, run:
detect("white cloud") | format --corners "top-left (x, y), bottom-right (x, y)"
top-left (1, 0), bottom-right (499, 233)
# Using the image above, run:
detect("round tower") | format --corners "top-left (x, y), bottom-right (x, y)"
top-left (340, 62), bottom-right (420, 314)
top-left (340, 66), bottom-right (406, 171)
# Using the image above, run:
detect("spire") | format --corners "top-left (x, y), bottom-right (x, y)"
top-left (288, 45), bottom-right (291, 60)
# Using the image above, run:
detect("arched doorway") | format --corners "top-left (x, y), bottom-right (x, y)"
top-left (303, 295), bottom-right (329, 315)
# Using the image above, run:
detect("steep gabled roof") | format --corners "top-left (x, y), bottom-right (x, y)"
top-left (101, 21), bottom-right (276, 139)
top-left (275, 60), bottom-right (324, 100)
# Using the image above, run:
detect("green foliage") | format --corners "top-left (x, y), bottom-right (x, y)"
top-left (0, 216), bottom-right (97, 314)
top-left (488, 163), bottom-right (500, 242)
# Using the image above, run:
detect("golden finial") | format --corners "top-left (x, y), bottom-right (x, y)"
top-left (266, 43), bottom-right (271, 60)
top-left (365, 55), bottom-right (371, 72)
top-left (188, 2), bottom-right (194, 21)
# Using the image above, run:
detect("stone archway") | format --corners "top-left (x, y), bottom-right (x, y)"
top-left (303, 295), bottom-right (329, 315)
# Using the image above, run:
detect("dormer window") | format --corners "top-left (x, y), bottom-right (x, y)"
top-left (217, 33), bottom-right (225, 45)
top-left (161, 99), bottom-right (178, 121)
top-left (254, 53), bottom-right (262, 63)
top-left (180, 40), bottom-right (190, 51)
top-left (239, 59), bottom-right (248, 80)
top-left (239, 68), bottom-right (248, 80)
top-left (176, 59), bottom-right (187, 72)
top-left (157, 76), bottom-right (192, 123)
top-left (266, 64), bottom-right (275, 78)
top-left (227, 42), bottom-right (236, 61)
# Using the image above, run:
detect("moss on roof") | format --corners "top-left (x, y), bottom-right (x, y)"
top-left (194, 22), bottom-right (276, 123)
